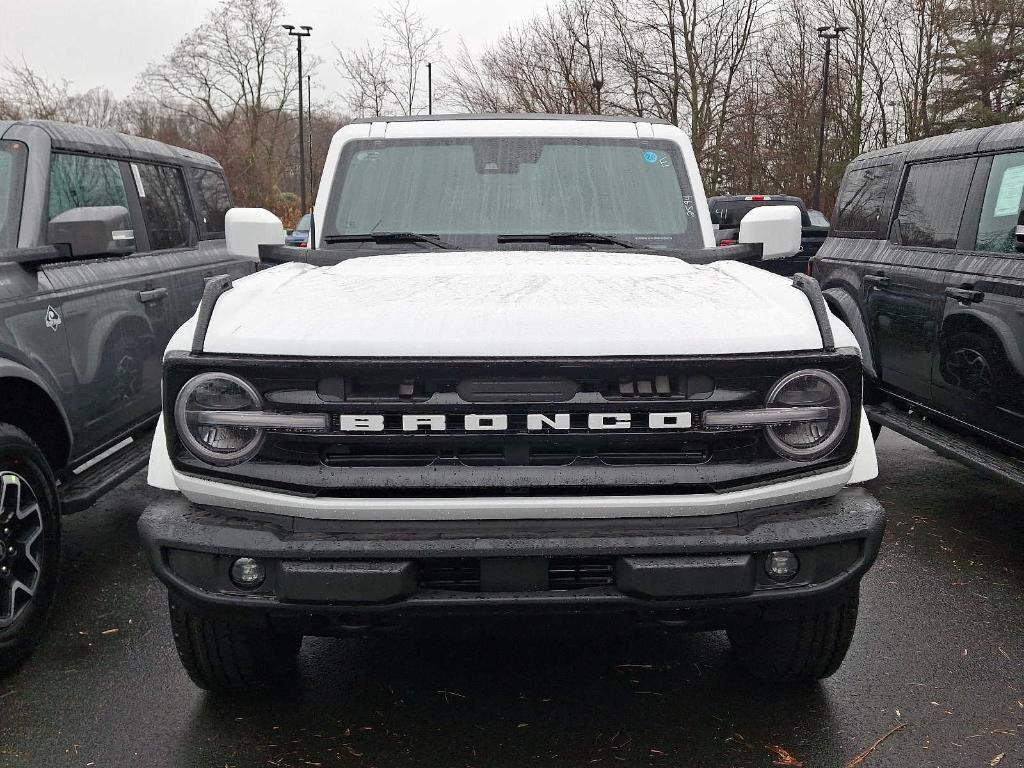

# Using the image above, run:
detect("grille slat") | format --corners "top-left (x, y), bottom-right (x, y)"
top-left (417, 558), bottom-right (616, 592)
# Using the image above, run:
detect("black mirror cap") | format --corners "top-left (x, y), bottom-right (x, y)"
top-left (1016, 210), bottom-right (1024, 254)
top-left (47, 206), bottom-right (134, 258)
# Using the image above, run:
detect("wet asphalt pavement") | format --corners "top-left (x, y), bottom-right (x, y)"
top-left (1, 430), bottom-right (1022, 768)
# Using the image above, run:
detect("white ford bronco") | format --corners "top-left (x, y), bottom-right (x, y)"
top-left (140, 115), bottom-right (884, 691)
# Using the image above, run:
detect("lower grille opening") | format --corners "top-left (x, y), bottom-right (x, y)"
top-left (417, 557), bottom-right (616, 592)
top-left (418, 559), bottom-right (482, 591)
top-left (548, 557), bottom-right (616, 590)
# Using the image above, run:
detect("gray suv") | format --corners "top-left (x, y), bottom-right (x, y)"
top-left (0, 120), bottom-right (254, 673)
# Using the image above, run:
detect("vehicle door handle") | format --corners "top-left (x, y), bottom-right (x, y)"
top-left (864, 274), bottom-right (889, 288)
top-left (945, 286), bottom-right (984, 304)
top-left (138, 287), bottom-right (169, 304)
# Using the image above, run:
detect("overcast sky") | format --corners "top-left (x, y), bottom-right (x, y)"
top-left (2, 0), bottom-right (553, 103)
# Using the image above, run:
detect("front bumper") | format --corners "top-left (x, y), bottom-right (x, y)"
top-left (139, 488), bottom-right (885, 632)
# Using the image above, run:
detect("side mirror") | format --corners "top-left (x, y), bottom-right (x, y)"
top-left (225, 208), bottom-right (286, 260)
top-left (1015, 210), bottom-right (1024, 253)
top-left (47, 206), bottom-right (134, 258)
top-left (738, 205), bottom-right (802, 260)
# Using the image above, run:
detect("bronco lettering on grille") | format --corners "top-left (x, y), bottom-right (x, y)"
top-left (335, 412), bottom-right (693, 432)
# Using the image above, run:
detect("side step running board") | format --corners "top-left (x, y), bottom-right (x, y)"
top-left (866, 403), bottom-right (1024, 490)
top-left (59, 430), bottom-right (154, 515)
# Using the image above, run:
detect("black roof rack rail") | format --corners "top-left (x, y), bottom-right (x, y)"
top-left (191, 275), bottom-right (234, 354)
top-left (791, 273), bottom-right (835, 352)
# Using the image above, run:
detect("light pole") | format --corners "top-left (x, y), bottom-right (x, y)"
top-left (811, 24), bottom-right (847, 211)
top-left (283, 24), bottom-right (312, 214)
top-left (426, 62), bottom-right (432, 115)
top-left (306, 74), bottom-right (314, 202)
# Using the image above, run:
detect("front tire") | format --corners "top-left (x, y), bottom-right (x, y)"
top-left (0, 424), bottom-right (61, 677)
top-left (727, 593), bottom-right (859, 682)
top-left (168, 595), bottom-right (303, 692)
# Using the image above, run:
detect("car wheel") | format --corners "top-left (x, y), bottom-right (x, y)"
top-left (168, 595), bottom-right (303, 692)
top-left (727, 592), bottom-right (858, 682)
top-left (0, 424), bottom-right (61, 677)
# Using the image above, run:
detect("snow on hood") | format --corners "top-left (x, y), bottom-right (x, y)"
top-left (170, 251), bottom-right (857, 357)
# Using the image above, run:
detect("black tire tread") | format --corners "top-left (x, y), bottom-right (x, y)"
top-left (728, 594), bottom-right (858, 682)
top-left (168, 595), bottom-right (301, 692)
top-left (0, 423), bottom-right (60, 678)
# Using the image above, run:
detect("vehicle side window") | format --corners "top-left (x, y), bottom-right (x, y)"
top-left (0, 140), bottom-right (28, 249)
top-left (895, 159), bottom-right (975, 248)
top-left (132, 163), bottom-right (196, 250)
top-left (833, 165), bottom-right (893, 236)
top-left (191, 168), bottom-right (232, 239)
top-left (48, 153), bottom-right (129, 220)
top-left (975, 151), bottom-right (1024, 254)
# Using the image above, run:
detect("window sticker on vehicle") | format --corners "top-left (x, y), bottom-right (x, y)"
top-left (994, 164), bottom-right (1024, 216)
top-left (131, 163), bottom-right (146, 198)
top-left (682, 195), bottom-right (696, 218)
top-left (643, 150), bottom-right (658, 164)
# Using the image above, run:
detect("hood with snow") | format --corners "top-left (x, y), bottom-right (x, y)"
top-left (170, 251), bottom-right (857, 358)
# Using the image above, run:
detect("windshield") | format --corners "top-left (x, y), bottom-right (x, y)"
top-left (709, 199), bottom-right (810, 228)
top-left (808, 209), bottom-right (830, 227)
top-left (324, 138), bottom-right (702, 250)
top-left (0, 140), bottom-right (28, 249)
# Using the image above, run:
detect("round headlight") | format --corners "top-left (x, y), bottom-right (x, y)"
top-left (764, 369), bottom-right (851, 461)
top-left (174, 373), bottom-right (264, 465)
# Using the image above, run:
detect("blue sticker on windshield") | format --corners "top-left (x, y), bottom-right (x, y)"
top-left (643, 150), bottom-right (658, 164)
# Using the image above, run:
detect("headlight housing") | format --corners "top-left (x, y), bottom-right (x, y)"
top-left (764, 369), bottom-right (851, 461)
top-left (174, 373), bottom-right (265, 465)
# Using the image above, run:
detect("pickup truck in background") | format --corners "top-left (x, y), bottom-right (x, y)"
top-left (709, 194), bottom-right (830, 274)
top-left (0, 120), bottom-right (254, 675)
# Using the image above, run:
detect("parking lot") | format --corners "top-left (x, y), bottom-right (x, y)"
top-left (0, 430), bottom-right (1018, 767)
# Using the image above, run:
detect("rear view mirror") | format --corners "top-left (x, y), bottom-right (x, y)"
top-left (738, 205), bottom-right (802, 260)
top-left (226, 208), bottom-right (286, 260)
top-left (47, 206), bottom-right (134, 258)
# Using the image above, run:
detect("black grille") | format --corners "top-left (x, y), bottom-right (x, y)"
top-left (548, 558), bottom-right (615, 589)
top-left (417, 557), bottom-right (615, 592)
top-left (418, 559), bottom-right (481, 591)
top-left (165, 351), bottom-right (864, 494)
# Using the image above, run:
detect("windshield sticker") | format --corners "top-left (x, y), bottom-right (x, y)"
top-left (682, 195), bottom-right (696, 218)
top-left (643, 150), bottom-right (658, 164)
top-left (994, 164), bottom-right (1024, 216)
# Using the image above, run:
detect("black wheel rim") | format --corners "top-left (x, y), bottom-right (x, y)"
top-left (0, 472), bottom-right (43, 629)
top-left (946, 348), bottom-right (993, 397)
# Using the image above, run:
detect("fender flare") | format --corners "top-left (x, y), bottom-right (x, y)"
top-left (0, 356), bottom-right (74, 462)
top-left (940, 309), bottom-right (1024, 378)
top-left (80, 309), bottom-right (156, 384)
top-left (822, 287), bottom-right (877, 380)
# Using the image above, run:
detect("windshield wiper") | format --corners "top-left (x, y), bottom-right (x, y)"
top-left (324, 231), bottom-right (459, 249)
top-left (496, 232), bottom-right (639, 249)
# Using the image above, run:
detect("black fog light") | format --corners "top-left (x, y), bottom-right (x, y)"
top-left (230, 557), bottom-right (266, 589)
top-left (765, 550), bottom-right (799, 582)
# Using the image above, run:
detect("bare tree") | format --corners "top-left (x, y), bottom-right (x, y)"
top-left (0, 58), bottom-right (74, 121)
top-left (137, 0), bottom-right (299, 207)
top-left (336, 43), bottom-right (393, 117)
top-left (380, 0), bottom-right (443, 115)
